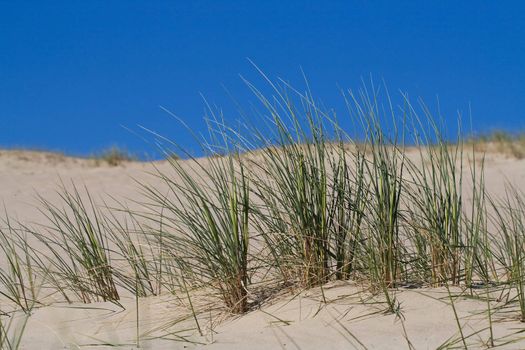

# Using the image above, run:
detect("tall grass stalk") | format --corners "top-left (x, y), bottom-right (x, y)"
top-left (0, 312), bottom-right (30, 350)
top-left (28, 184), bottom-right (119, 303)
top-left (249, 112), bottom-right (333, 286)
top-left (405, 103), bottom-right (465, 286)
top-left (332, 142), bottom-right (369, 280)
top-left (245, 77), bottom-right (370, 288)
top-left (0, 217), bottom-right (37, 313)
top-left (247, 81), bottom-right (327, 286)
top-left (444, 284), bottom-right (468, 350)
top-left (141, 150), bottom-right (251, 313)
top-left (103, 208), bottom-right (160, 297)
top-left (490, 185), bottom-right (525, 322)
top-left (341, 85), bottom-right (406, 315)
top-left (356, 90), bottom-right (405, 289)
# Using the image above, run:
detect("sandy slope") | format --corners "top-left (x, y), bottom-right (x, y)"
top-left (1, 149), bottom-right (525, 349)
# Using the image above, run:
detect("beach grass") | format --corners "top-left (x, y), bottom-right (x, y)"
top-left (2, 77), bottom-right (525, 347)
top-left (90, 146), bottom-right (137, 166)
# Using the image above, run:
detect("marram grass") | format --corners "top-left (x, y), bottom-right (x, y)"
top-left (27, 183), bottom-right (119, 303)
top-left (4, 77), bottom-right (525, 348)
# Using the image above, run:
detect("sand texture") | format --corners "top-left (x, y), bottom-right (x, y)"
top-left (1, 149), bottom-right (525, 349)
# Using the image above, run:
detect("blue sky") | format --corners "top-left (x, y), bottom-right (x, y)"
top-left (1, 1), bottom-right (524, 157)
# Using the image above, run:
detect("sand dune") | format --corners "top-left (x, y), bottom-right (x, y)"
top-left (1, 149), bottom-right (524, 349)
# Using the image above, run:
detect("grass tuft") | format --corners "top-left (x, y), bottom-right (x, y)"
top-left (27, 183), bottom-right (119, 303)
top-left (91, 146), bottom-right (137, 166)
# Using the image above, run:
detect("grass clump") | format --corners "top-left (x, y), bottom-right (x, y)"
top-left (0, 217), bottom-right (37, 314)
top-left (243, 79), bottom-right (370, 290)
top-left (231, 77), bottom-right (488, 314)
top-left (406, 113), bottom-right (465, 286)
top-left (249, 102), bottom-right (340, 287)
top-left (7, 73), bottom-right (525, 345)
top-left (0, 217), bottom-right (39, 349)
top-left (27, 183), bottom-right (119, 303)
top-left (91, 146), bottom-right (137, 166)
top-left (342, 87), bottom-right (407, 313)
top-left (141, 147), bottom-right (251, 313)
top-left (468, 130), bottom-right (525, 159)
top-left (10, 77), bottom-right (503, 319)
top-left (490, 185), bottom-right (525, 322)
top-left (350, 89), bottom-right (405, 291)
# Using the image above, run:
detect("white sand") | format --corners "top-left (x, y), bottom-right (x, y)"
top-left (1, 149), bottom-right (524, 349)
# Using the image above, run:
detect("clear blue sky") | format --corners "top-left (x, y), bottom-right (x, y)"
top-left (1, 1), bottom-right (524, 157)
